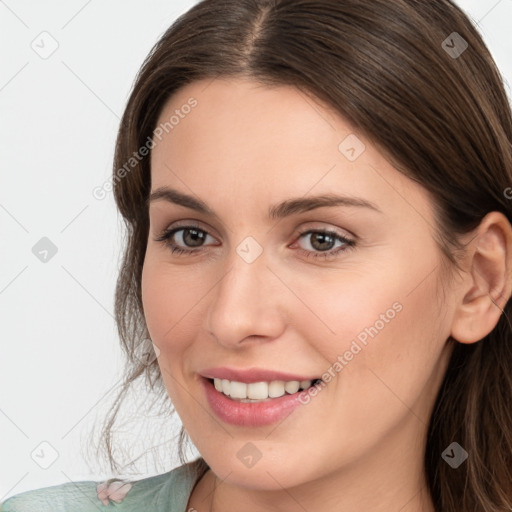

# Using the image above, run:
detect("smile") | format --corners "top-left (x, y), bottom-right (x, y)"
top-left (213, 378), bottom-right (321, 402)
top-left (200, 376), bottom-right (324, 427)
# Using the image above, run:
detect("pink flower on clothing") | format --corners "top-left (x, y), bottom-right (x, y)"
top-left (96, 479), bottom-right (133, 506)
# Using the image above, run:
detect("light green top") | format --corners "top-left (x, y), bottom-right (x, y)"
top-left (0, 457), bottom-right (209, 512)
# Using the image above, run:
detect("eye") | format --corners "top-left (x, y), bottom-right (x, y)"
top-left (292, 229), bottom-right (356, 260)
top-left (154, 223), bottom-right (218, 255)
top-left (154, 224), bottom-right (356, 260)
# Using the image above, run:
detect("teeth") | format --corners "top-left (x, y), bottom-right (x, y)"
top-left (248, 382), bottom-right (268, 399)
top-left (284, 381), bottom-right (300, 394)
top-left (269, 380), bottom-right (285, 398)
top-left (299, 380), bottom-right (311, 390)
top-left (212, 378), bottom-right (317, 401)
top-left (230, 381), bottom-right (247, 399)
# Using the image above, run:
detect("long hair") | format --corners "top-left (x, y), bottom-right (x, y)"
top-left (99, 1), bottom-right (512, 509)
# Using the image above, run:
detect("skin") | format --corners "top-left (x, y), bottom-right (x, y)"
top-left (141, 77), bottom-right (512, 512)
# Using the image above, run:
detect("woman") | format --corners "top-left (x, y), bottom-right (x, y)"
top-left (2, 0), bottom-right (512, 510)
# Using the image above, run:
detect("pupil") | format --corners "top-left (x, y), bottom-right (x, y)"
top-left (184, 228), bottom-right (205, 247)
top-left (312, 233), bottom-right (334, 251)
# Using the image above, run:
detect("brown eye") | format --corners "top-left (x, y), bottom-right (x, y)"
top-left (295, 229), bottom-right (356, 260)
top-left (155, 225), bottom-right (217, 255)
top-left (178, 228), bottom-right (208, 247)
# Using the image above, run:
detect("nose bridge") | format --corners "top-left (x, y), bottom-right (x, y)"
top-left (206, 238), bottom-right (284, 346)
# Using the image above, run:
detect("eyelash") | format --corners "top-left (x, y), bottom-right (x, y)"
top-left (154, 223), bottom-right (356, 261)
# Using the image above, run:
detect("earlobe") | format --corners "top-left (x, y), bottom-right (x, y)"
top-left (450, 212), bottom-right (512, 345)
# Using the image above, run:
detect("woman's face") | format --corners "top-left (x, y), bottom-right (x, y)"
top-left (142, 77), bottom-right (457, 491)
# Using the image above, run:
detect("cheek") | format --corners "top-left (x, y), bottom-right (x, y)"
top-left (291, 253), bottom-right (447, 397)
top-left (142, 259), bottom-right (181, 350)
top-left (325, 270), bottom-right (447, 432)
top-left (141, 258), bottom-right (196, 405)
top-left (141, 255), bottom-right (210, 366)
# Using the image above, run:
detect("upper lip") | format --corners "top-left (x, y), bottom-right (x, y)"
top-left (200, 366), bottom-right (321, 383)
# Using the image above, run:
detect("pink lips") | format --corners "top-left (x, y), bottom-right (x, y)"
top-left (199, 366), bottom-right (322, 427)
top-left (201, 377), bottom-right (307, 426)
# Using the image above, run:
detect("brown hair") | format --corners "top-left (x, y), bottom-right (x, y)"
top-left (98, 0), bottom-right (512, 509)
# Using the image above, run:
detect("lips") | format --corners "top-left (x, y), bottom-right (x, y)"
top-left (199, 366), bottom-right (320, 383)
top-left (198, 366), bottom-right (324, 426)
top-left (201, 377), bottom-right (310, 426)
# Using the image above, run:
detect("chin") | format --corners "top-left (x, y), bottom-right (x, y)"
top-left (202, 450), bottom-right (317, 491)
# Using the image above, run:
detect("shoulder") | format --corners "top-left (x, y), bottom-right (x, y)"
top-left (0, 458), bottom-right (208, 512)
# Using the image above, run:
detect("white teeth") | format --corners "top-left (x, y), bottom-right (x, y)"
top-left (230, 381), bottom-right (247, 399)
top-left (212, 378), bottom-right (317, 400)
top-left (300, 380), bottom-right (312, 390)
top-left (284, 381), bottom-right (300, 394)
top-left (221, 379), bottom-right (231, 396)
top-left (247, 382), bottom-right (268, 400)
top-left (268, 380), bottom-right (286, 398)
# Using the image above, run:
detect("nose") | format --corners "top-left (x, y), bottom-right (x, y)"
top-left (205, 244), bottom-right (286, 349)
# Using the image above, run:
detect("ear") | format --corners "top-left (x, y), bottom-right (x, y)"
top-left (450, 211), bottom-right (512, 344)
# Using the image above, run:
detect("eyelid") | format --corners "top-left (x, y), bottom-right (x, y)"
top-left (157, 219), bottom-right (220, 239)
top-left (294, 221), bottom-right (355, 238)
top-left (291, 227), bottom-right (355, 252)
top-left (156, 220), bottom-right (353, 244)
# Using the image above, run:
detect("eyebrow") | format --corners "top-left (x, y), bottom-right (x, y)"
top-left (147, 186), bottom-right (382, 220)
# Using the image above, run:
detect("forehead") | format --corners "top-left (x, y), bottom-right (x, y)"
top-left (151, 77), bottom-right (343, 165)
top-left (148, 77), bottom-right (433, 225)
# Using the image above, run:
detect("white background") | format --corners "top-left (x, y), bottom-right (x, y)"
top-left (1, 0), bottom-right (511, 500)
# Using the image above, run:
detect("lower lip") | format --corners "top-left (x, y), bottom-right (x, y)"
top-left (201, 377), bottom-right (310, 427)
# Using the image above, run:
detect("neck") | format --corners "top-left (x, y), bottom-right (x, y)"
top-left (211, 462), bottom-right (434, 512)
